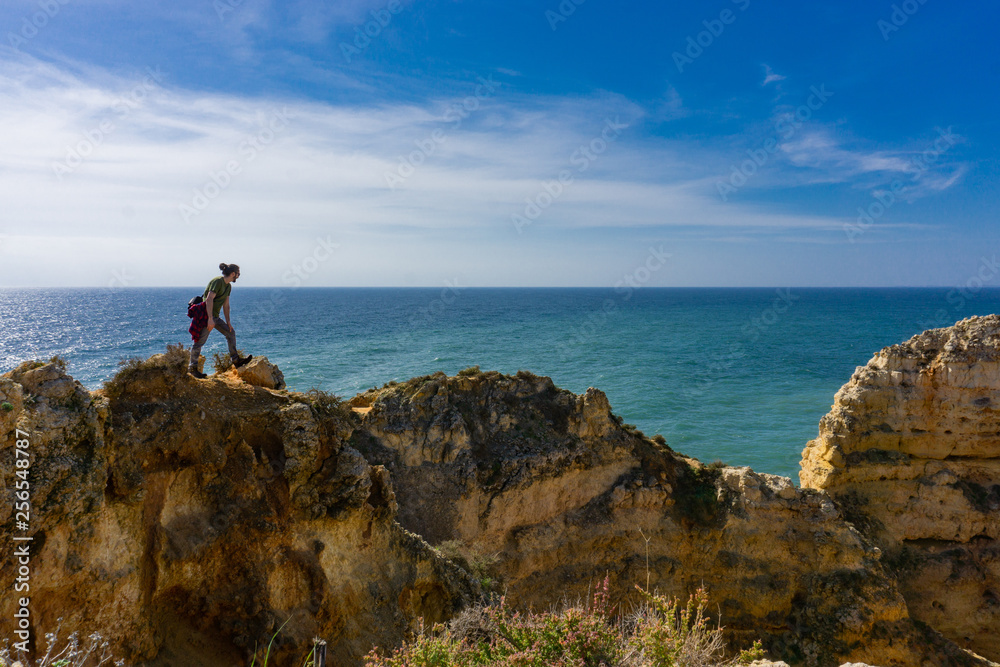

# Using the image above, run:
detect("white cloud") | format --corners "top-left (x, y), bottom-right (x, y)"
top-left (282, 0), bottom-right (413, 43)
top-left (778, 127), bottom-right (966, 198)
top-left (762, 64), bottom-right (786, 86)
top-left (0, 55), bottom-right (915, 286)
top-left (781, 131), bottom-right (907, 174)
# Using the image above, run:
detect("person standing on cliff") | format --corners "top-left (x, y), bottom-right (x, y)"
top-left (188, 262), bottom-right (252, 378)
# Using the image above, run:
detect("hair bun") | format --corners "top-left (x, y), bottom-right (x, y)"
top-left (219, 262), bottom-right (228, 272)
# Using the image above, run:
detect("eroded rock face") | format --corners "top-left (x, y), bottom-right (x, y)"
top-left (231, 356), bottom-right (286, 390)
top-left (801, 315), bottom-right (1000, 661)
top-left (3, 348), bottom-right (995, 667)
top-left (0, 357), bottom-right (475, 667)
top-left (351, 370), bottom-right (959, 666)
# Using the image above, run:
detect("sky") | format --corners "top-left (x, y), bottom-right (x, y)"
top-left (0, 0), bottom-right (998, 287)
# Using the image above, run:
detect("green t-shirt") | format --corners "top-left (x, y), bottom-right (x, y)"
top-left (203, 276), bottom-right (231, 318)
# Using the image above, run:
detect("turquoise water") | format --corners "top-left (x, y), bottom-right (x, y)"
top-left (3, 287), bottom-right (999, 481)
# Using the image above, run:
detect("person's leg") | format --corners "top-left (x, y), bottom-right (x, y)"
top-left (213, 318), bottom-right (240, 360)
top-left (189, 326), bottom-right (211, 371)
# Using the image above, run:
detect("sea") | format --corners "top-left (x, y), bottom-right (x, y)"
top-left (3, 287), bottom-right (999, 482)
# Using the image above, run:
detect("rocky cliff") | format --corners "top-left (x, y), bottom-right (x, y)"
top-left (349, 369), bottom-right (970, 666)
top-left (0, 336), bottom-right (994, 666)
top-left (801, 315), bottom-right (1000, 662)
top-left (0, 351), bottom-right (474, 667)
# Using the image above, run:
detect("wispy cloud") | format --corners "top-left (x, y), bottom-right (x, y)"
top-left (762, 64), bottom-right (786, 86)
top-left (651, 84), bottom-right (686, 122)
top-left (0, 54), bottom-right (958, 285)
top-left (0, 55), bottom-right (841, 220)
top-left (279, 0), bottom-right (415, 43)
top-left (778, 127), bottom-right (966, 198)
top-left (782, 131), bottom-right (909, 174)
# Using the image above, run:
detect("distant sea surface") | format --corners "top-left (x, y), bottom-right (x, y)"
top-left (3, 287), bottom-right (999, 481)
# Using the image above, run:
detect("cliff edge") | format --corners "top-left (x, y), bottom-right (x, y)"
top-left (0, 332), bottom-right (995, 666)
top-left (349, 369), bottom-right (963, 666)
top-left (802, 315), bottom-right (1000, 661)
top-left (0, 350), bottom-right (474, 667)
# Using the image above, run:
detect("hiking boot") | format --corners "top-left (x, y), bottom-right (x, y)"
top-left (233, 355), bottom-right (253, 369)
top-left (190, 369), bottom-right (208, 379)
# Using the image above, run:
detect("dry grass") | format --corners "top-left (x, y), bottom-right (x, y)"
top-left (1, 624), bottom-right (124, 667)
top-left (285, 388), bottom-right (354, 424)
top-left (364, 580), bottom-right (765, 667)
top-left (102, 343), bottom-right (189, 401)
top-left (435, 540), bottom-right (502, 595)
top-left (212, 349), bottom-right (247, 374)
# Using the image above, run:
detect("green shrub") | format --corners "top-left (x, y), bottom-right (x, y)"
top-left (652, 434), bottom-right (667, 446)
top-left (364, 580), bottom-right (765, 667)
top-left (436, 540), bottom-right (502, 594)
top-left (0, 402), bottom-right (12, 412)
top-left (674, 463), bottom-right (726, 526)
top-left (631, 586), bottom-right (728, 667)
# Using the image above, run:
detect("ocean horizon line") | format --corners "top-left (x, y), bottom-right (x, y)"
top-left (3, 285), bottom-right (1000, 291)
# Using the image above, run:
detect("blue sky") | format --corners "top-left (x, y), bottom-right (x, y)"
top-left (0, 0), bottom-right (997, 287)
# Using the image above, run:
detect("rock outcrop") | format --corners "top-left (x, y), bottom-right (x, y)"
top-left (0, 353), bottom-right (474, 667)
top-left (801, 315), bottom-right (1000, 662)
top-left (349, 370), bottom-right (970, 666)
top-left (231, 356), bottom-right (286, 390)
top-left (3, 335), bottom-right (997, 667)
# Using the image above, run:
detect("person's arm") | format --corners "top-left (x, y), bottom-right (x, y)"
top-left (205, 292), bottom-right (215, 330)
top-left (224, 296), bottom-right (233, 331)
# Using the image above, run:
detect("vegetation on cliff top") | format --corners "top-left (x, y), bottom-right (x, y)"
top-left (673, 461), bottom-right (727, 527)
top-left (211, 349), bottom-right (247, 374)
top-left (102, 343), bottom-right (190, 400)
top-left (364, 580), bottom-right (765, 667)
top-left (436, 540), bottom-right (503, 595)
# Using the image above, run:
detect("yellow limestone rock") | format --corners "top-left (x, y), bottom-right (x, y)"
top-left (2, 351), bottom-right (993, 667)
top-left (353, 369), bottom-right (976, 666)
top-left (801, 315), bottom-right (1000, 661)
top-left (232, 355), bottom-right (286, 390)
top-left (0, 356), bottom-right (474, 667)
